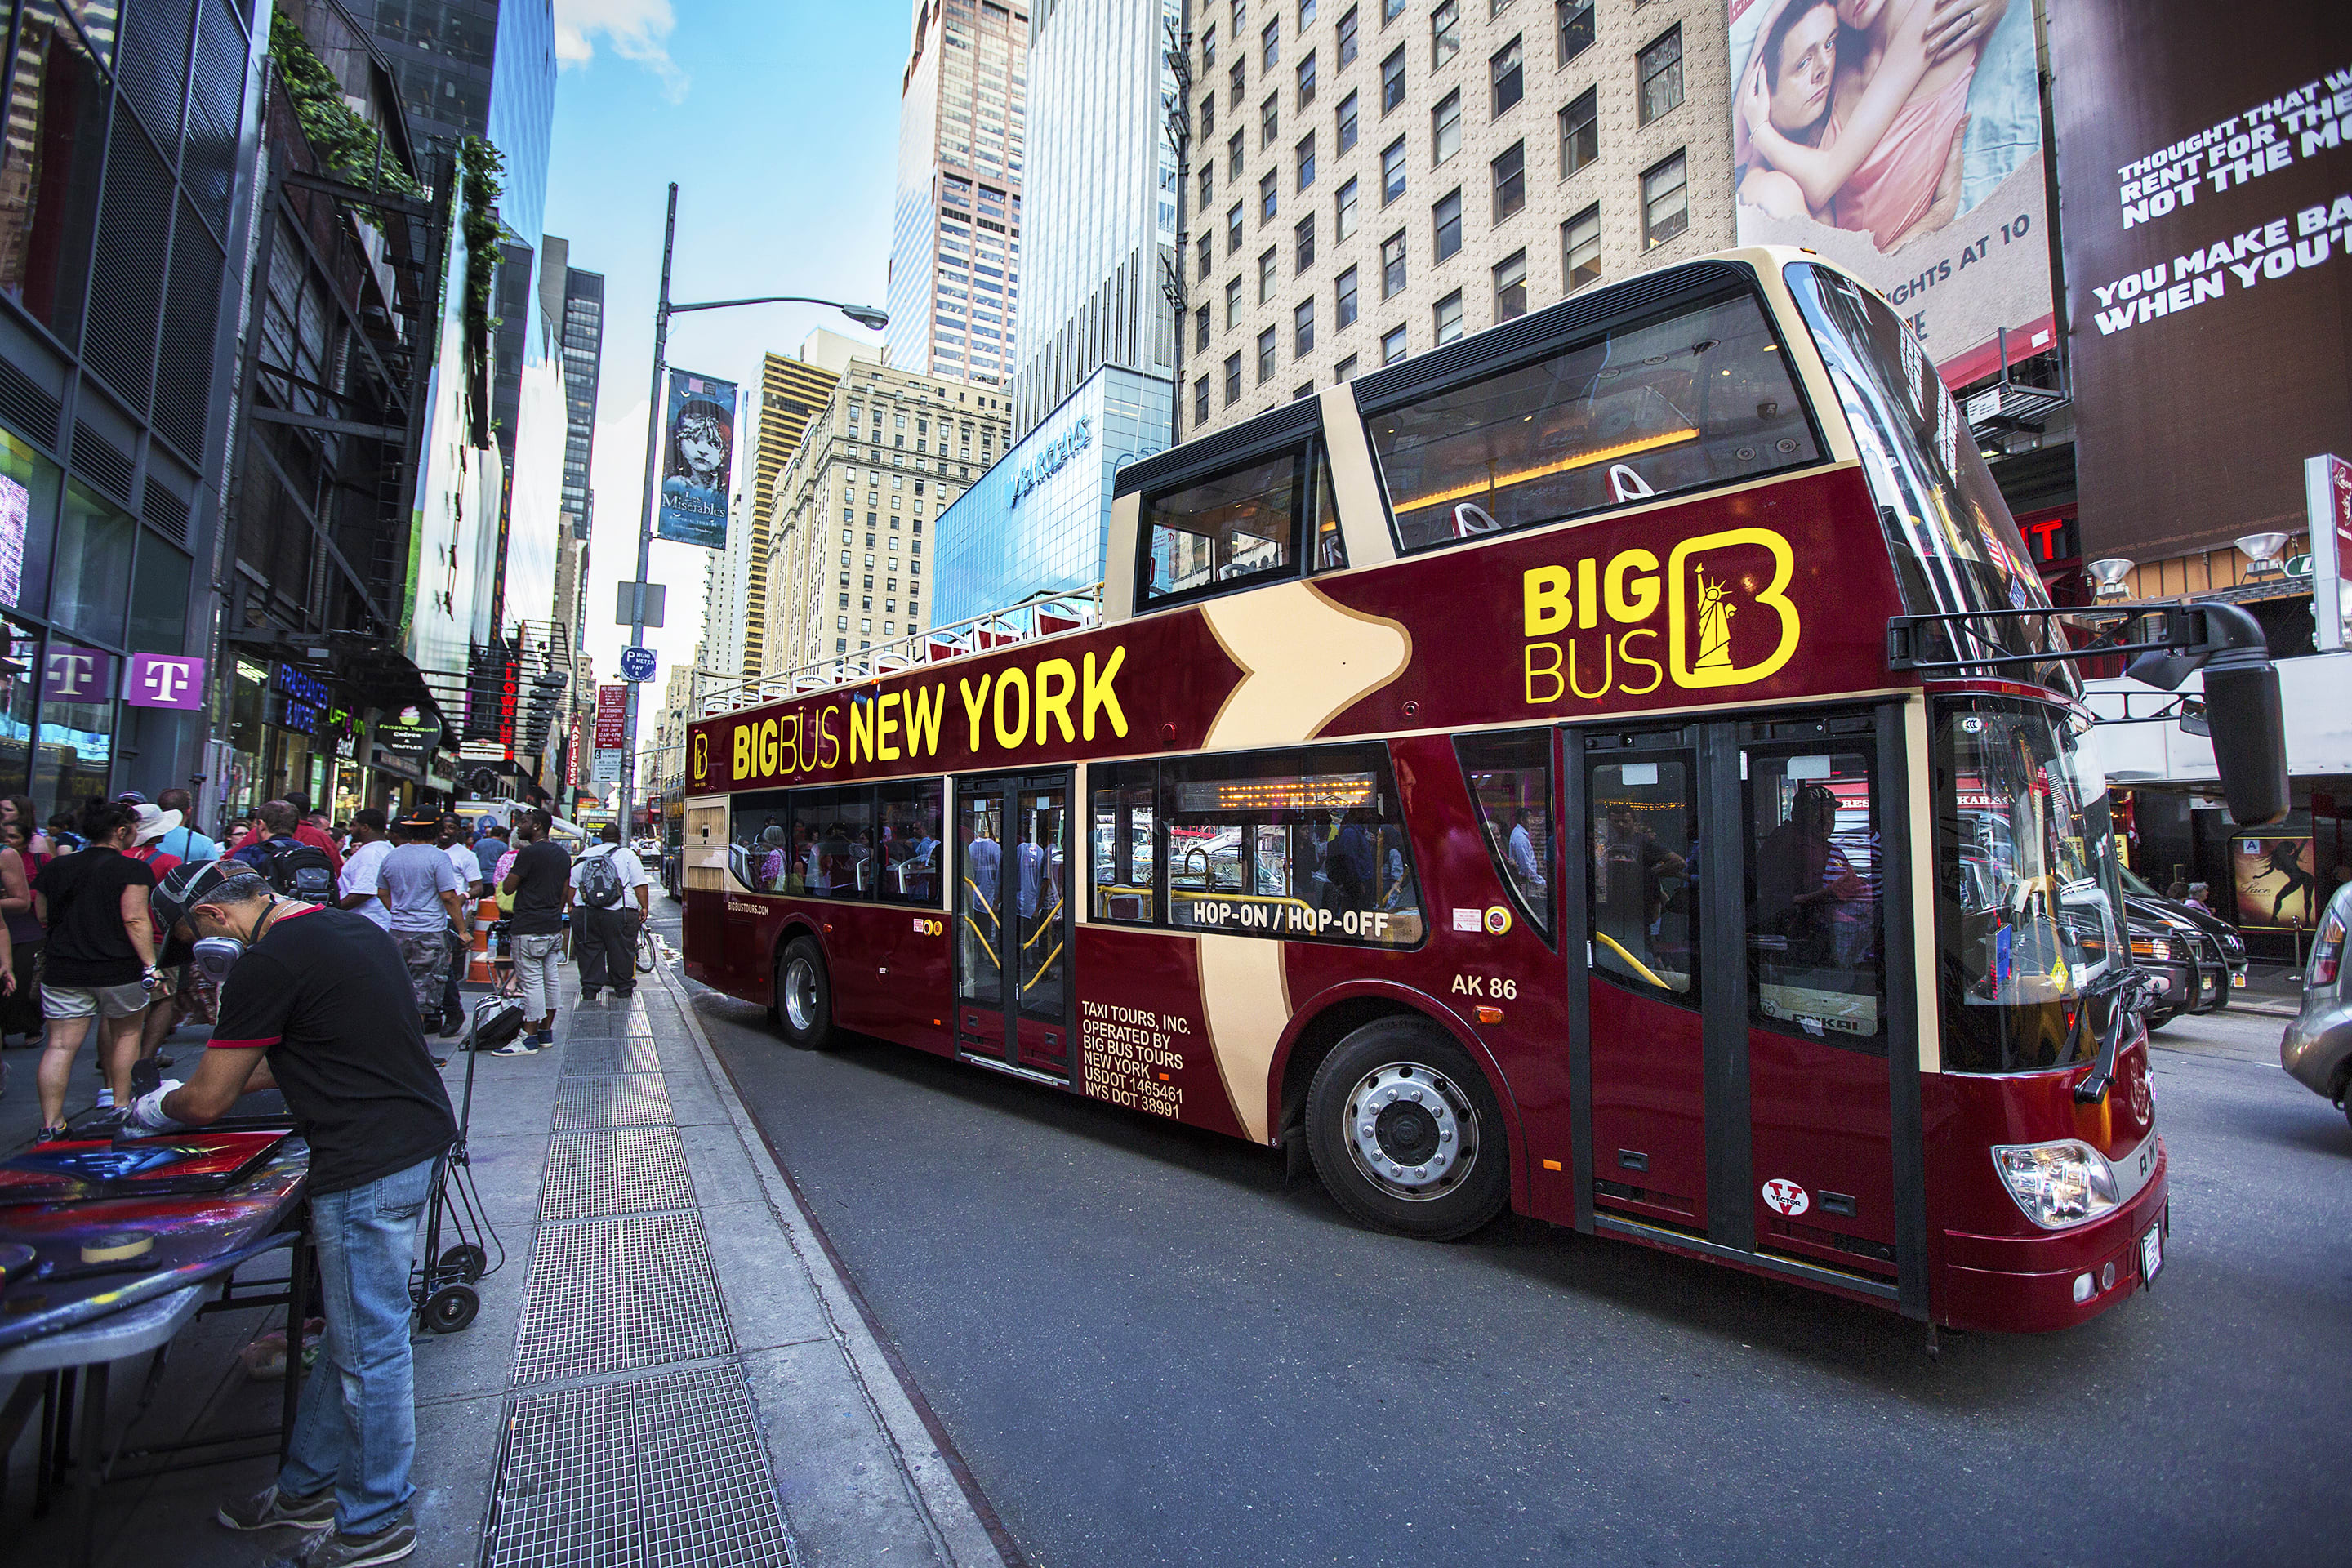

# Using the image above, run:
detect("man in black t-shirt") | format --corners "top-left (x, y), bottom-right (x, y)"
top-left (131, 863), bottom-right (455, 1564)
top-left (497, 808), bottom-right (572, 1047)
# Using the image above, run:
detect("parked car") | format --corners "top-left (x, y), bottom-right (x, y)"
top-left (2128, 911), bottom-right (2198, 1030)
top-left (2120, 866), bottom-right (2248, 1002)
top-left (2281, 880), bottom-right (2352, 1130)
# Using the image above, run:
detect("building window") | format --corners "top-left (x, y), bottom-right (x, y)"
top-left (1298, 49), bottom-right (1317, 107)
top-left (1638, 26), bottom-right (1683, 125)
top-left (1434, 189), bottom-right (1463, 261)
top-left (1227, 275), bottom-right (1244, 326)
top-left (1294, 381), bottom-right (1316, 400)
top-left (1301, 0), bottom-right (1316, 24)
top-left (1337, 175), bottom-right (1360, 239)
top-left (1232, 59), bottom-right (1246, 100)
top-left (1557, 0), bottom-right (1592, 64)
top-left (1201, 91), bottom-right (1216, 142)
top-left (1642, 151), bottom-right (1688, 247)
top-left (1490, 35), bottom-right (1522, 114)
top-left (1198, 231), bottom-right (1213, 281)
top-left (1564, 201), bottom-right (1601, 289)
top-left (1263, 17), bottom-right (1280, 68)
top-left (1259, 247), bottom-right (1279, 301)
top-left (1263, 92), bottom-right (1281, 147)
top-left (1194, 375), bottom-right (1212, 425)
top-left (1493, 248), bottom-right (1527, 320)
top-left (1337, 264), bottom-right (1360, 327)
top-left (1196, 303), bottom-right (1212, 351)
top-left (1230, 129), bottom-right (1245, 178)
top-left (1200, 165), bottom-right (1215, 209)
top-left (1385, 0), bottom-right (1405, 21)
top-left (1335, 353), bottom-right (1359, 381)
top-left (1433, 88), bottom-right (1462, 164)
top-left (1296, 212), bottom-right (1316, 270)
top-left (1339, 5), bottom-right (1360, 65)
top-left (1225, 352), bottom-right (1243, 404)
top-left (1561, 87), bottom-right (1599, 176)
top-left (1382, 136), bottom-right (1407, 203)
top-left (1382, 229), bottom-right (1408, 296)
top-left (1381, 46), bottom-right (1405, 112)
top-left (1432, 0), bottom-right (1459, 67)
top-left (1258, 325), bottom-right (1277, 381)
top-left (1338, 89), bottom-right (1361, 153)
top-left (1435, 289), bottom-right (1464, 343)
top-left (1298, 131), bottom-right (1317, 189)
top-left (1492, 140), bottom-right (1525, 220)
top-left (1295, 296), bottom-right (1316, 354)
top-left (1261, 168), bottom-right (1279, 222)
top-left (1382, 324), bottom-right (1408, 363)
top-left (1228, 202), bottom-right (1245, 252)
top-left (1203, 23), bottom-right (1218, 69)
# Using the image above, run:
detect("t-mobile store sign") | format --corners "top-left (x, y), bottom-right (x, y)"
top-left (126, 653), bottom-right (207, 710)
top-left (40, 646), bottom-right (113, 704)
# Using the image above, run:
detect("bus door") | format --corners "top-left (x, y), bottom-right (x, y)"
top-left (953, 772), bottom-right (1074, 1079)
top-left (1564, 706), bottom-right (1920, 1310)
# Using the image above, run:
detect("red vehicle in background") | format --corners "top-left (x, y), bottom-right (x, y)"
top-left (681, 249), bottom-right (2286, 1334)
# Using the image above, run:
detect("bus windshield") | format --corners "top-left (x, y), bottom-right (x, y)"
top-left (1784, 262), bottom-right (2072, 690)
top-left (1934, 697), bottom-right (2127, 1073)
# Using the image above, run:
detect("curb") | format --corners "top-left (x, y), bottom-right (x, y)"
top-left (654, 956), bottom-right (1020, 1568)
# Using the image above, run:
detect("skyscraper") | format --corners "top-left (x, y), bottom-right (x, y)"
top-left (737, 337), bottom-right (861, 680)
top-left (885, 0), bottom-right (1031, 386)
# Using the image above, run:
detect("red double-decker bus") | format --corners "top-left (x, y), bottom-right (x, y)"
top-left (683, 249), bottom-right (2283, 1334)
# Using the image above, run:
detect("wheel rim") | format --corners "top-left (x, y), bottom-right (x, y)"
top-left (782, 956), bottom-right (820, 1033)
top-left (1342, 1060), bottom-right (1479, 1201)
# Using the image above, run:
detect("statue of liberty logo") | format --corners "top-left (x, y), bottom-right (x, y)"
top-left (1692, 564), bottom-right (1737, 672)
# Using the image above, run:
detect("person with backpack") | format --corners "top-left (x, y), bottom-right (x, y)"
top-left (228, 792), bottom-right (343, 878)
top-left (231, 801), bottom-right (339, 904)
top-left (29, 800), bottom-right (162, 1138)
top-left (153, 788), bottom-right (220, 865)
top-left (568, 824), bottom-right (649, 1000)
top-left (366, 812), bottom-right (468, 1029)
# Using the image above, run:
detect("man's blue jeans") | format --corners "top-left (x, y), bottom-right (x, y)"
top-left (279, 1153), bottom-right (439, 1535)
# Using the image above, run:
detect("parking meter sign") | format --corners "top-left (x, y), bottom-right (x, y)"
top-left (620, 646), bottom-right (657, 683)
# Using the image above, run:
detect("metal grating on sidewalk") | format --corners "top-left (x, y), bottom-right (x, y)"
top-left (510, 1210), bottom-right (733, 1386)
top-left (541, 1125), bottom-right (695, 1220)
top-left (561, 1034), bottom-right (664, 1076)
top-left (554, 1072), bottom-right (675, 1129)
top-left (484, 1364), bottom-right (792, 1568)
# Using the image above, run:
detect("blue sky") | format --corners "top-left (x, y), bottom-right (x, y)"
top-left (544, 0), bottom-right (910, 703)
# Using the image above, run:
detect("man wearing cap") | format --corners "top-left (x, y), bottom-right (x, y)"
top-left (131, 861), bottom-right (455, 1566)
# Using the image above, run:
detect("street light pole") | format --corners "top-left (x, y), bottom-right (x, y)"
top-left (613, 185), bottom-right (885, 842)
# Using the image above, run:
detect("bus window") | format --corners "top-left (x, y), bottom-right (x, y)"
top-left (791, 786), bottom-right (877, 900)
top-left (1309, 445), bottom-right (1348, 572)
top-left (730, 790), bottom-right (795, 893)
top-left (1456, 730), bottom-right (1553, 940)
top-left (1161, 742), bottom-right (1423, 947)
top-left (1090, 760), bottom-right (1158, 922)
top-left (1141, 448), bottom-right (1303, 605)
top-left (1586, 755), bottom-right (1697, 997)
top-left (1366, 288), bottom-right (1817, 554)
top-left (1743, 744), bottom-right (1885, 1044)
top-left (876, 777), bottom-right (944, 905)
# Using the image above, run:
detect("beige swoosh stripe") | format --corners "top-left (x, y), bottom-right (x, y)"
top-left (1200, 581), bottom-right (1412, 751)
top-left (1197, 933), bottom-right (1290, 1144)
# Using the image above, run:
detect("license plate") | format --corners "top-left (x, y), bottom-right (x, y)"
top-left (2140, 1223), bottom-right (2163, 1283)
top-left (2230, 971), bottom-right (2247, 987)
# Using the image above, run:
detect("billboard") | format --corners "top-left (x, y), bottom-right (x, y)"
top-left (1728, 0), bottom-right (2052, 387)
top-left (2050, 2), bottom-right (2352, 560)
top-left (657, 369), bottom-right (737, 549)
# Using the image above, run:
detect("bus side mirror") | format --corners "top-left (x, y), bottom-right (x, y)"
top-left (2137, 602), bottom-right (2288, 828)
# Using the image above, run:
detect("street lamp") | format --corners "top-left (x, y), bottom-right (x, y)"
top-left (617, 182), bottom-right (887, 838)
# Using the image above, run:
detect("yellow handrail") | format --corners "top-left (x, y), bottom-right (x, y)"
top-left (1595, 931), bottom-right (1668, 990)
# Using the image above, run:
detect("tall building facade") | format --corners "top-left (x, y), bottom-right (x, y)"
top-left (738, 339), bottom-right (861, 679)
top-left (1010, 0), bottom-right (1183, 437)
top-left (1187, 0), bottom-right (1731, 437)
top-left (762, 359), bottom-right (1005, 681)
top-left (885, 0), bottom-right (1031, 386)
top-left (541, 237), bottom-right (601, 788)
top-left (0, 0), bottom-right (262, 812)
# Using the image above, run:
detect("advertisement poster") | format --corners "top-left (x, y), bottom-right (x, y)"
top-left (657, 369), bottom-right (737, 549)
top-left (2050, 2), bottom-right (2352, 559)
top-left (2234, 833), bottom-right (2320, 929)
top-left (1728, 0), bottom-right (2053, 387)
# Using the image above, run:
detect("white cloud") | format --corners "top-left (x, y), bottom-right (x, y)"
top-left (554, 0), bottom-right (688, 101)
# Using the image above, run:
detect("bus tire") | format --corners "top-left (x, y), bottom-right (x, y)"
top-left (774, 937), bottom-right (837, 1051)
top-left (1304, 1018), bottom-right (1509, 1241)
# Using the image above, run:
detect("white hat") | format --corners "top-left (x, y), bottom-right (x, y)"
top-left (131, 804), bottom-right (184, 846)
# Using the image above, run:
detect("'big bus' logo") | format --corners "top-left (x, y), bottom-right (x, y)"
top-left (1521, 526), bottom-right (1799, 705)
top-left (689, 732), bottom-right (709, 783)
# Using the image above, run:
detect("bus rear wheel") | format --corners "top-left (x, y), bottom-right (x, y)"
top-left (1304, 1018), bottom-right (1508, 1241)
top-left (774, 937), bottom-right (836, 1051)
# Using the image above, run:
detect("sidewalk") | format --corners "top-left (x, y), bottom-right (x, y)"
top-left (1, 950), bottom-right (1014, 1567)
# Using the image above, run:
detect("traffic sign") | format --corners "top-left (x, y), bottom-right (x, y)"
top-left (620, 645), bottom-right (657, 682)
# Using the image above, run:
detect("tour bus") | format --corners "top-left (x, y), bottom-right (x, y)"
top-left (681, 248), bottom-right (2285, 1335)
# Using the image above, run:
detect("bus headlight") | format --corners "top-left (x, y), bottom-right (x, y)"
top-left (1992, 1140), bottom-right (2122, 1230)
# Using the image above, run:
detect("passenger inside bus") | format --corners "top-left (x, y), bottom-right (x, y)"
top-left (1747, 760), bottom-right (1884, 1038)
top-left (1596, 799), bottom-right (1691, 987)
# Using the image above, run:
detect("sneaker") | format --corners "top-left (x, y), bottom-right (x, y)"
top-left (217, 1481), bottom-right (336, 1533)
top-left (579, 988), bottom-right (600, 1000)
top-left (262, 1513), bottom-right (416, 1567)
top-left (95, 1089), bottom-right (114, 1109)
top-left (36, 1123), bottom-right (67, 1143)
top-left (529, 1029), bottom-right (555, 1048)
top-left (492, 1036), bottom-right (538, 1057)
top-left (437, 1014), bottom-right (466, 1039)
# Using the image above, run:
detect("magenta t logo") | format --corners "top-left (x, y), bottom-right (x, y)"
top-left (127, 653), bottom-right (206, 710)
top-left (41, 646), bottom-right (113, 704)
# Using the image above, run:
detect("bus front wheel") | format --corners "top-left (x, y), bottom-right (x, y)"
top-left (774, 937), bottom-right (837, 1051)
top-left (1305, 1018), bottom-right (1508, 1241)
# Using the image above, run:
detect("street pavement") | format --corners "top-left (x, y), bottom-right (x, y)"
top-left (655, 893), bottom-right (2349, 1568)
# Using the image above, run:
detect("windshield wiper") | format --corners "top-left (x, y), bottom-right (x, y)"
top-left (2074, 966), bottom-right (2147, 1104)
